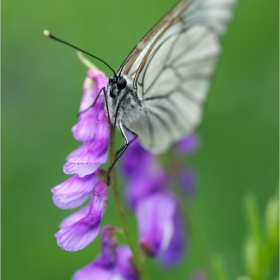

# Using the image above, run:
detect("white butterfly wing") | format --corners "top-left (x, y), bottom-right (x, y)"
top-left (120, 0), bottom-right (236, 154)
top-left (130, 26), bottom-right (220, 153)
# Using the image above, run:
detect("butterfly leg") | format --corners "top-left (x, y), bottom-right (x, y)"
top-left (77, 86), bottom-right (105, 117)
top-left (102, 87), bottom-right (112, 125)
top-left (107, 122), bottom-right (138, 184)
top-left (115, 124), bottom-right (138, 159)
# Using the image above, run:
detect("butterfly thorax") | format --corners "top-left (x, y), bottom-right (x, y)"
top-left (106, 74), bottom-right (144, 127)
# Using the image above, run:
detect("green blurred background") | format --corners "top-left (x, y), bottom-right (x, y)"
top-left (2, 0), bottom-right (278, 279)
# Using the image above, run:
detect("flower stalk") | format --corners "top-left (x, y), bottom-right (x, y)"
top-left (108, 124), bottom-right (150, 280)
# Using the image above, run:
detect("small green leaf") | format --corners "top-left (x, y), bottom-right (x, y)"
top-left (264, 194), bottom-right (279, 247)
top-left (236, 276), bottom-right (253, 280)
top-left (243, 234), bottom-right (260, 279)
top-left (244, 193), bottom-right (263, 247)
top-left (212, 255), bottom-right (229, 280)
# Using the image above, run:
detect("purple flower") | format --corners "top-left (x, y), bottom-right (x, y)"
top-left (72, 226), bottom-right (139, 280)
top-left (66, 142), bottom-right (89, 160)
top-left (55, 181), bottom-right (108, 251)
top-left (72, 106), bottom-right (102, 142)
top-left (136, 193), bottom-right (185, 264)
top-left (51, 173), bottom-right (98, 209)
top-left (179, 167), bottom-right (197, 196)
top-left (63, 110), bottom-right (109, 177)
top-left (176, 133), bottom-right (200, 154)
top-left (122, 139), bottom-right (168, 208)
top-left (72, 69), bottom-right (107, 142)
top-left (121, 139), bottom-right (188, 266)
top-left (63, 68), bottom-right (109, 177)
top-left (121, 140), bottom-right (154, 180)
top-left (125, 169), bottom-right (166, 209)
top-left (79, 69), bottom-right (107, 115)
top-left (157, 208), bottom-right (186, 266)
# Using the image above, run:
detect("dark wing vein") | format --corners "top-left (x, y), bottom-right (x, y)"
top-left (152, 103), bottom-right (177, 123)
top-left (175, 54), bottom-right (218, 68)
top-left (144, 109), bottom-right (154, 147)
top-left (118, 0), bottom-right (194, 76)
top-left (142, 26), bottom-right (215, 98)
top-left (147, 109), bottom-right (171, 139)
top-left (170, 29), bottom-right (210, 64)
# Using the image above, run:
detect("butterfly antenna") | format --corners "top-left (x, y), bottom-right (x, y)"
top-left (43, 30), bottom-right (117, 76)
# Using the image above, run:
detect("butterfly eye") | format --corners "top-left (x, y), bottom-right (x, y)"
top-left (117, 77), bottom-right (127, 90)
top-left (109, 76), bottom-right (116, 84)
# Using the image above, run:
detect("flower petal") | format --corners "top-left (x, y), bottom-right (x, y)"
top-left (66, 142), bottom-right (89, 160)
top-left (51, 174), bottom-right (98, 209)
top-left (72, 111), bottom-right (99, 142)
top-left (179, 167), bottom-right (197, 196)
top-left (52, 193), bottom-right (91, 210)
top-left (90, 181), bottom-right (108, 215)
top-left (98, 226), bottom-right (120, 267)
top-left (121, 140), bottom-right (154, 180)
top-left (60, 205), bottom-right (90, 228)
top-left (87, 70), bottom-right (108, 90)
top-left (64, 112), bottom-right (109, 177)
top-left (157, 208), bottom-right (186, 266)
top-left (176, 133), bottom-right (200, 153)
top-left (116, 246), bottom-right (139, 280)
top-left (72, 226), bottom-right (138, 280)
top-left (55, 215), bottom-right (101, 251)
top-left (55, 182), bottom-right (108, 251)
top-left (80, 76), bottom-right (98, 113)
top-left (79, 70), bottom-right (107, 115)
top-left (72, 261), bottom-right (114, 280)
top-left (125, 171), bottom-right (166, 209)
top-left (136, 193), bottom-right (176, 257)
top-left (63, 149), bottom-right (107, 177)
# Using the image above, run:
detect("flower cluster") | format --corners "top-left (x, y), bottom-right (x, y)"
top-left (51, 69), bottom-right (137, 279)
top-left (121, 134), bottom-right (198, 266)
top-left (52, 69), bottom-right (110, 251)
top-left (51, 63), bottom-right (199, 278)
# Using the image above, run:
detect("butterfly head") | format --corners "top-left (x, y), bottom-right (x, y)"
top-left (108, 75), bottom-right (127, 98)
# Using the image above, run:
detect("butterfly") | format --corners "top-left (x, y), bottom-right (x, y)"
top-left (105, 0), bottom-right (236, 160)
top-left (45, 0), bottom-right (236, 165)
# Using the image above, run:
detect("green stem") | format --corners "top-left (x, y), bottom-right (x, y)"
top-left (108, 125), bottom-right (150, 280)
